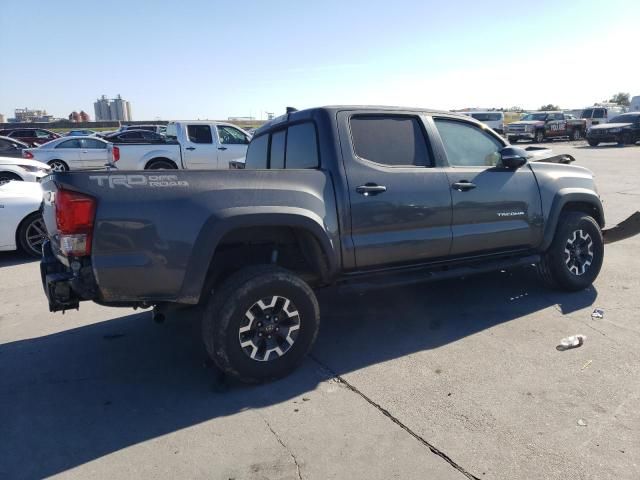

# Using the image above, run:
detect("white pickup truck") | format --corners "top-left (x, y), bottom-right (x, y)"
top-left (110, 121), bottom-right (250, 170)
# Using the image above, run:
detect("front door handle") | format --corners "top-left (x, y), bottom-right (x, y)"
top-left (356, 183), bottom-right (387, 196)
top-left (218, 146), bottom-right (228, 151)
top-left (185, 146), bottom-right (196, 151)
top-left (452, 181), bottom-right (476, 191)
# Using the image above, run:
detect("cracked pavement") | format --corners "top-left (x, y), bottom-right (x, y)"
top-left (1, 142), bottom-right (639, 479)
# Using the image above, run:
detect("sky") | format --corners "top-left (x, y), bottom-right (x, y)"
top-left (1, 0), bottom-right (639, 121)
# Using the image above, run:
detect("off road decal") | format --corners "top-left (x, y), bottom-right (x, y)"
top-left (89, 174), bottom-right (189, 189)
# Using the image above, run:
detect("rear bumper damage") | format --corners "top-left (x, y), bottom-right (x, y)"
top-left (40, 240), bottom-right (98, 312)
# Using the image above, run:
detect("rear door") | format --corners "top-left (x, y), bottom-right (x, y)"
top-left (53, 139), bottom-right (82, 169)
top-left (431, 117), bottom-right (543, 256)
top-left (338, 111), bottom-right (452, 269)
top-left (215, 125), bottom-right (250, 168)
top-left (181, 124), bottom-right (219, 169)
top-left (79, 138), bottom-right (109, 168)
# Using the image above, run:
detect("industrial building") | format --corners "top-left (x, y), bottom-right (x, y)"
top-left (93, 95), bottom-right (132, 121)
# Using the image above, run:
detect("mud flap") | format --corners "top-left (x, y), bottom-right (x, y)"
top-left (603, 212), bottom-right (640, 244)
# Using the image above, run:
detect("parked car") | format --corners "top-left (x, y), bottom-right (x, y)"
top-left (103, 129), bottom-right (166, 144)
top-left (580, 105), bottom-right (627, 129)
top-left (0, 181), bottom-right (46, 257)
top-left (507, 112), bottom-right (587, 143)
top-left (0, 128), bottom-right (60, 147)
top-left (40, 106), bottom-right (605, 383)
top-left (586, 112), bottom-right (640, 146)
top-left (65, 129), bottom-right (97, 137)
top-left (458, 111), bottom-right (505, 134)
top-left (110, 121), bottom-right (250, 170)
top-left (0, 136), bottom-right (30, 158)
top-left (0, 156), bottom-right (50, 185)
top-left (23, 136), bottom-right (111, 171)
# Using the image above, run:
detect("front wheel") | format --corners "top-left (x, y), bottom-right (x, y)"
top-left (534, 130), bottom-right (545, 143)
top-left (587, 139), bottom-right (599, 147)
top-left (202, 265), bottom-right (320, 383)
top-left (571, 129), bottom-right (582, 141)
top-left (17, 212), bottom-right (47, 257)
top-left (537, 212), bottom-right (603, 291)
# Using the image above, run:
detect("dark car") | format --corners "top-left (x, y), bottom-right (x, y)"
top-left (0, 135), bottom-right (30, 158)
top-left (0, 128), bottom-right (60, 147)
top-left (587, 113), bottom-right (640, 147)
top-left (103, 129), bottom-right (166, 144)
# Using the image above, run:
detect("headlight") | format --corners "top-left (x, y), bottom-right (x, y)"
top-left (18, 164), bottom-right (45, 172)
top-left (609, 128), bottom-right (622, 133)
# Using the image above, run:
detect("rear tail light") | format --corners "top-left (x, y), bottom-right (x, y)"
top-left (56, 189), bottom-right (96, 256)
top-left (112, 145), bottom-right (120, 163)
top-left (22, 150), bottom-right (34, 159)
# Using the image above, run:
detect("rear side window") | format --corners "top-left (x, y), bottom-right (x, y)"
top-left (270, 130), bottom-right (286, 169)
top-left (350, 115), bottom-right (431, 167)
top-left (187, 125), bottom-right (212, 143)
top-left (82, 139), bottom-right (106, 149)
top-left (56, 139), bottom-right (82, 149)
top-left (286, 123), bottom-right (318, 168)
top-left (245, 134), bottom-right (269, 168)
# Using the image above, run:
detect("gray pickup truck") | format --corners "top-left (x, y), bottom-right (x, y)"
top-left (40, 106), bottom-right (605, 383)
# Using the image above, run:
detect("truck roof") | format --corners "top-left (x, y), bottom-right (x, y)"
top-left (256, 105), bottom-right (466, 136)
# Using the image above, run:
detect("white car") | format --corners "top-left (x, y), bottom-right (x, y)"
top-left (0, 181), bottom-right (46, 257)
top-left (0, 156), bottom-right (50, 185)
top-left (23, 136), bottom-right (111, 172)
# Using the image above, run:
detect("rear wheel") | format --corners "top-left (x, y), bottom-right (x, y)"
top-left (537, 212), bottom-right (603, 291)
top-left (0, 172), bottom-right (22, 185)
top-left (619, 133), bottom-right (633, 146)
top-left (48, 160), bottom-right (69, 172)
top-left (587, 139), bottom-right (599, 147)
top-left (17, 212), bottom-right (47, 257)
top-left (571, 129), bottom-right (582, 141)
top-left (202, 265), bottom-right (320, 383)
top-left (146, 159), bottom-right (177, 170)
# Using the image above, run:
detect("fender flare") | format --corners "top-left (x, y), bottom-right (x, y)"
top-left (541, 189), bottom-right (605, 250)
top-left (177, 208), bottom-right (338, 303)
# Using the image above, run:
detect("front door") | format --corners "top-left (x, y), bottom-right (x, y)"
top-left (215, 125), bottom-right (250, 168)
top-left (182, 124), bottom-right (219, 169)
top-left (431, 117), bottom-right (543, 257)
top-left (338, 112), bottom-right (452, 269)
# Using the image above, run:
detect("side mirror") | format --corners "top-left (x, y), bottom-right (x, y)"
top-left (499, 146), bottom-right (528, 169)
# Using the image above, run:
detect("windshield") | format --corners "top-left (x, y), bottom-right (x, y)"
top-left (581, 108), bottom-right (594, 118)
top-left (521, 113), bottom-right (547, 121)
top-left (608, 115), bottom-right (637, 124)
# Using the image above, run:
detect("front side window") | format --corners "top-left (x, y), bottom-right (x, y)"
top-left (434, 119), bottom-right (502, 167)
top-left (187, 125), bottom-right (212, 144)
top-left (245, 134), bottom-right (269, 169)
top-left (217, 126), bottom-right (249, 145)
top-left (56, 139), bottom-right (82, 149)
top-left (593, 109), bottom-right (605, 119)
top-left (12, 130), bottom-right (31, 138)
top-left (81, 139), bottom-right (107, 149)
top-left (350, 115), bottom-right (431, 167)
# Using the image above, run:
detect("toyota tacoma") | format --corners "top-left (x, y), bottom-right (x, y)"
top-left (39, 106), bottom-right (605, 383)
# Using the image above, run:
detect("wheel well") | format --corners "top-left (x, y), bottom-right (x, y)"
top-left (145, 157), bottom-right (177, 169)
top-left (561, 201), bottom-right (604, 227)
top-left (48, 159), bottom-right (68, 166)
top-left (201, 226), bottom-right (331, 300)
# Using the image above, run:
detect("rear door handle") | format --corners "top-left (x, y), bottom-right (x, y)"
top-left (218, 146), bottom-right (228, 151)
top-left (452, 181), bottom-right (476, 191)
top-left (185, 147), bottom-right (196, 151)
top-left (356, 183), bottom-right (387, 196)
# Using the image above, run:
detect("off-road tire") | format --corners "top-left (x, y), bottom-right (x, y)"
top-left (537, 212), bottom-right (603, 291)
top-left (202, 265), bottom-right (320, 383)
top-left (587, 139), bottom-right (599, 147)
top-left (534, 129), bottom-right (545, 143)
